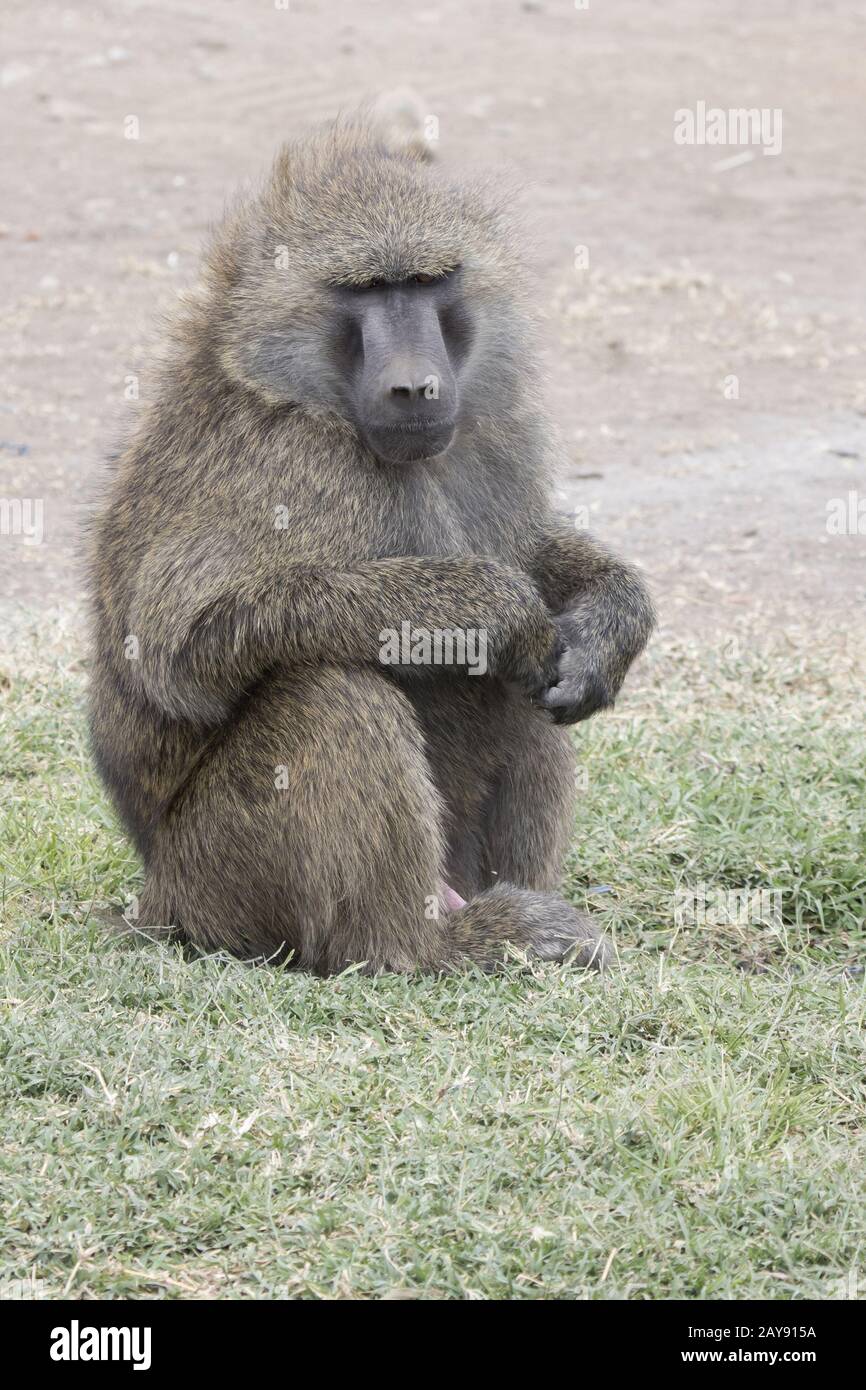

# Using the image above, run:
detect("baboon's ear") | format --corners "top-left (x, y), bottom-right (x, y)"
top-left (272, 144), bottom-right (295, 187)
top-left (370, 88), bottom-right (436, 163)
top-left (203, 202), bottom-right (249, 296)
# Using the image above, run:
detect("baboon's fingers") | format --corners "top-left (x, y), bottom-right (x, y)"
top-left (538, 672), bottom-right (613, 724)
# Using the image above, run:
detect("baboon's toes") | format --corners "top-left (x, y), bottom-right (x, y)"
top-left (526, 897), bottom-right (611, 971)
top-left (562, 922), bottom-right (612, 972)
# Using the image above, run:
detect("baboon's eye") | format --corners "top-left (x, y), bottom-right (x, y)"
top-left (343, 268), bottom-right (459, 292)
top-left (413, 267), bottom-right (461, 286)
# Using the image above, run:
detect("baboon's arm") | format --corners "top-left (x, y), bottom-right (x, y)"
top-left (126, 533), bottom-right (558, 723)
top-left (527, 527), bottom-right (655, 724)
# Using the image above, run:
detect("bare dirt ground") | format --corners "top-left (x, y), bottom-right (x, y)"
top-left (1, 0), bottom-right (864, 649)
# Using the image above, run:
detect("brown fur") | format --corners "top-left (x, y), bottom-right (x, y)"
top-left (88, 106), bottom-right (654, 975)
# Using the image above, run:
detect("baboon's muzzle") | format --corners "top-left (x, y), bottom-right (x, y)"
top-left (355, 288), bottom-right (458, 462)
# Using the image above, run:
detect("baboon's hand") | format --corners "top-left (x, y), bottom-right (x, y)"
top-left (537, 611), bottom-right (618, 724)
top-left (485, 571), bottom-right (560, 698)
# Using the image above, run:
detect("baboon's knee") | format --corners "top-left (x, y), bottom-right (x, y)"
top-left (145, 666), bottom-right (450, 969)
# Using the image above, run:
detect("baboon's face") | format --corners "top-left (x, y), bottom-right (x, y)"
top-left (330, 269), bottom-right (475, 464)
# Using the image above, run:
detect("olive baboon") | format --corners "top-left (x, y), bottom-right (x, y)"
top-left (88, 104), bottom-right (654, 975)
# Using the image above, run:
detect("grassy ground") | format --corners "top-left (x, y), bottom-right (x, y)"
top-left (1, 620), bottom-right (864, 1299)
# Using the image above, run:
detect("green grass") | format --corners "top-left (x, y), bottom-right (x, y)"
top-left (1, 622), bottom-right (864, 1299)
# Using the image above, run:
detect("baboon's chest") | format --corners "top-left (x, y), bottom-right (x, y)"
top-left (373, 463), bottom-right (524, 565)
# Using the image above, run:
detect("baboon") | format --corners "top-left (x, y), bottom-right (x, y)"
top-left (88, 102), bottom-right (654, 975)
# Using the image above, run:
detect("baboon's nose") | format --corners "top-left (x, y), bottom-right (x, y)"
top-left (377, 358), bottom-right (456, 430)
top-left (389, 380), bottom-right (426, 400)
top-left (384, 360), bottom-right (443, 406)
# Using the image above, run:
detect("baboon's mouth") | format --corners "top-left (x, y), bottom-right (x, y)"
top-left (381, 416), bottom-right (457, 435)
top-left (366, 418), bottom-right (456, 462)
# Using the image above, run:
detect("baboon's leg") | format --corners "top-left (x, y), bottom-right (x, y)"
top-left (480, 701), bottom-right (577, 893)
top-left (140, 665), bottom-right (605, 973)
top-left (139, 665), bottom-right (448, 972)
top-left (410, 679), bottom-right (576, 897)
top-left (458, 698), bottom-right (606, 967)
top-left (404, 677), bottom-right (499, 900)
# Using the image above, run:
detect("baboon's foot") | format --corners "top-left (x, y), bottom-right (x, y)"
top-left (448, 883), bottom-right (611, 972)
top-left (519, 892), bottom-right (611, 970)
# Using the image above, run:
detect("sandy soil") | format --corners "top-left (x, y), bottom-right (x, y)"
top-left (1, 0), bottom-right (864, 646)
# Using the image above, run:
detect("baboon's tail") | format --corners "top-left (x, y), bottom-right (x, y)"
top-left (443, 883), bottom-right (611, 972)
top-left (371, 88), bottom-right (435, 162)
